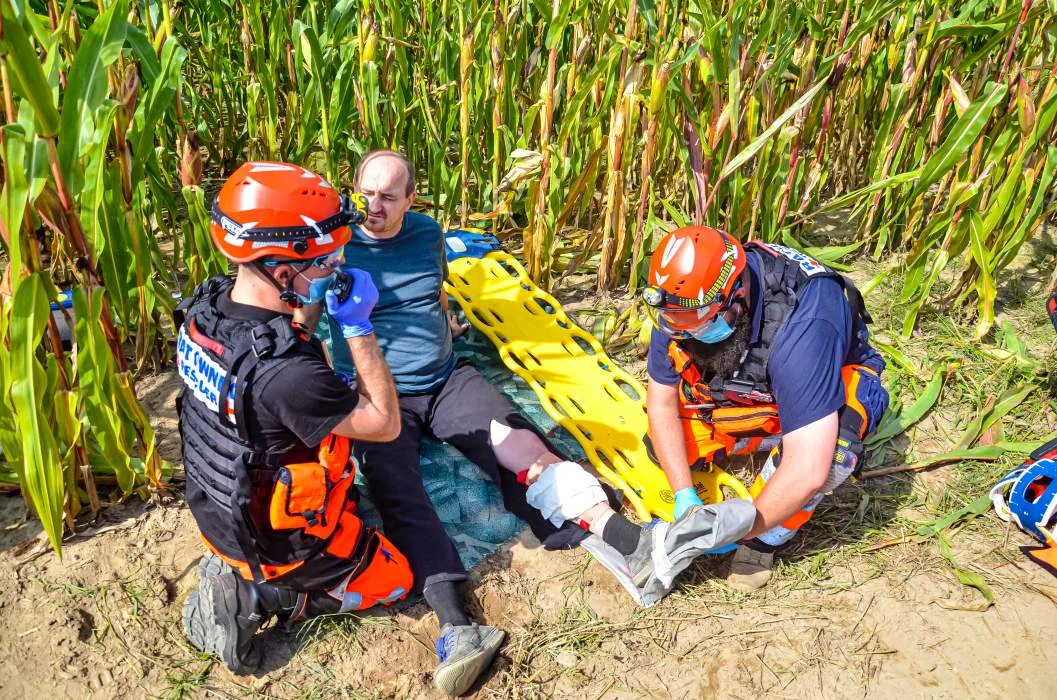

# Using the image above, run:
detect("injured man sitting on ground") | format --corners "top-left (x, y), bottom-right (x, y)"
top-left (314, 149), bottom-right (756, 696)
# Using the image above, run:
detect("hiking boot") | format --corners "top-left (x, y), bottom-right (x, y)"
top-left (183, 558), bottom-right (227, 651)
top-left (726, 544), bottom-right (774, 592)
top-left (184, 571), bottom-right (301, 674)
top-left (433, 623), bottom-right (505, 696)
top-left (197, 552), bottom-right (231, 580)
top-left (183, 574), bottom-right (221, 660)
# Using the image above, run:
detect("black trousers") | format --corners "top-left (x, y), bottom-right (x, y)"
top-left (354, 362), bottom-right (585, 591)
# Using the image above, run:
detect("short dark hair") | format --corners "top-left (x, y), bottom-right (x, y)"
top-left (354, 149), bottom-right (416, 196)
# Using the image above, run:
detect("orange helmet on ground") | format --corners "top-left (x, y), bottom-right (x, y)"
top-left (210, 161), bottom-right (367, 264)
top-left (642, 226), bottom-right (746, 340)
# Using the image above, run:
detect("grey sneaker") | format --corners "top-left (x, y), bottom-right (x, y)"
top-left (726, 544), bottom-right (774, 591)
top-left (433, 623), bottom-right (505, 696)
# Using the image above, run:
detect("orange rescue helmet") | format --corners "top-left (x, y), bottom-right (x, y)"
top-left (210, 161), bottom-right (366, 264)
top-left (643, 226), bottom-right (746, 338)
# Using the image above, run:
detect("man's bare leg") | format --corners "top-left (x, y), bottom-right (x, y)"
top-left (488, 421), bottom-right (643, 554)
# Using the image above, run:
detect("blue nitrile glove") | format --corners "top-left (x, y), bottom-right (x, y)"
top-left (673, 486), bottom-right (704, 520)
top-left (703, 542), bottom-right (739, 555)
top-left (325, 268), bottom-right (378, 339)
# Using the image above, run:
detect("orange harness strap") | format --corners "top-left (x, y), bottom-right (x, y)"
top-left (203, 433), bottom-right (404, 586)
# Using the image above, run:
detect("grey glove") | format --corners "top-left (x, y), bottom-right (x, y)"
top-left (582, 498), bottom-right (756, 607)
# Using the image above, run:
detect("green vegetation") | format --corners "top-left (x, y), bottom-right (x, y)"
top-left (0, 0), bottom-right (1055, 551)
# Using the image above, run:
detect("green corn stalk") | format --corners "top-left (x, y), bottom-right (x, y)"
top-left (597, 0), bottom-right (637, 290)
top-left (170, 0), bottom-right (1053, 301)
top-left (0, 1), bottom-right (174, 551)
top-left (523, 0), bottom-right (563, 284)
top-left (629, 40), bottom-right (677, 293)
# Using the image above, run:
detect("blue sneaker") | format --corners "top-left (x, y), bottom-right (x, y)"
top-left (433, 623), bottom-right (505, 696)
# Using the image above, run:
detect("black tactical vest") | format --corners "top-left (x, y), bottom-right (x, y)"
top-left (175, 276), bottom-right (331, 580)
top-left (677, 242), bottom-right (870, 405)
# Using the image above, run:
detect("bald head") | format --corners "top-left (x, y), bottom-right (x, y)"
top-left (355, 150), bottom-right (417, 239)
top-left (355, 150), bottom-right (415, 196)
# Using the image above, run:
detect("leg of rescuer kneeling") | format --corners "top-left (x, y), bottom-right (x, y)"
top-left (729, 365), bottom-right (888, 590)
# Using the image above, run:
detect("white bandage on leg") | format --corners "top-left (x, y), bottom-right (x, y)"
top-left (525, 460), bottom-right (606, 528)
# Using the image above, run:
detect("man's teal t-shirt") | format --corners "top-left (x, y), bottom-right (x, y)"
top-left (319, 210), bottom-right (456, 394)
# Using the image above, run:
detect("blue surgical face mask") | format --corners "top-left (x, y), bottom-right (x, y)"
top-left (295, 270), bottom-right (337, 305)
top-left (692, 314), bottom-right (735, 343)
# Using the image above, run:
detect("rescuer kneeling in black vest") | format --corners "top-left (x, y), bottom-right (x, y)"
top-left (178, 161), bottom-right (411, 674)
top-left (642, 226), bottom-right (891, 591)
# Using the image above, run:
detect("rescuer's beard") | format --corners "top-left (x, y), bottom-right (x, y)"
top-left (679, 311), bottom-right (752, 381)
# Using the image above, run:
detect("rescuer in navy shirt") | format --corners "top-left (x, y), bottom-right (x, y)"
top-left (642, 226), bottom-right (889, 591)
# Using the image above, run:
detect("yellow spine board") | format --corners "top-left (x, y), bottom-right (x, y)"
top-left (445, 251), bottom-right (750, 522)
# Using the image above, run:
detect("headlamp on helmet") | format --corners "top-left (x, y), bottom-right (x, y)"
top-left (644, 225), bottom-right (747, 343)
top-left (209, 161), bottom-right (369, 265)
top-left (642, 280), bottom-right (742, 343)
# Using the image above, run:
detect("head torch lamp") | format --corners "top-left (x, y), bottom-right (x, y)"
top-left (642, 285), bottom-right (723, 311)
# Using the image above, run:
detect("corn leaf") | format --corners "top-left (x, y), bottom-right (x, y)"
top-left (937, 533), bottom-right (995, 606)
top-left (0, 8), bottom-right (60, 137)
top-left (916, 494), bottom-right (992, 538)
top-left (0, 124), bottom-right (30, 275)
top-left (8, 273), bottom-right (66, 552)
top-left (73, 288), bottom-right (136, 492)
top-left (955, 384), bottom-right (1036, 451)
top-left (56, 0), bottom-right (127, 196)
top-left (866, 370), bottom-right (945, 449)
top-left (910, 82), bottom-right (1007, 201)
top-left (966, 211), bottom-right (996, 339)
top-left (720, 70), bottom-right (832, 178)
top-left (906, 444), bottom-right (1006, 471)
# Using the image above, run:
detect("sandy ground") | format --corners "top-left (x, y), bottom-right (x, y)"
top-left (0, 365), bottom-right (1055, 700)
top-left (1, 489), bottom-right (1056, 699)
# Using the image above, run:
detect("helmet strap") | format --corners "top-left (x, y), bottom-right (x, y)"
top-left (723, 300), bottom-right (745, 332)
top-left (252, 260), bottom-right (305, 309)
top-left (725, 271), bottom-right (751, 316)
